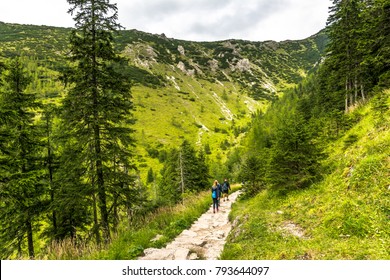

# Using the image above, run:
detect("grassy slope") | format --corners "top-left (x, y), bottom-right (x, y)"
top-left (0, 23), bottom-right (328, 182)
top-left (222, 90), bottom-right (390, 260)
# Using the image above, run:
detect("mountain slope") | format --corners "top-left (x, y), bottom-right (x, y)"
top-left (0, 22), bottom-right (327, 180)
top-left (222, 91), bottom-right (390, 259)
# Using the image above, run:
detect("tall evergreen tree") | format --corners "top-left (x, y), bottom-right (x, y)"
top-left (160, 148), bottom-right (181, 204)
top-left (369, 0), bottom-right (390, 87)
top-left (267, 110), bottom-right (321, 192)
top-left (327, 0), bottom-right (365, 112)
top-left (196, 148), bottom-right (211, 190)
top-left (0, 58), bottom-right (45, 259)
top-left (239, 153), bottom-right (268, 196)
top-left (160, 140), bottom-right (210, 204)
top-left (62, 0), bottom-right (136, 243)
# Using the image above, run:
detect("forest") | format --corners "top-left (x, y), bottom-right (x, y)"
top-left (0, 0), bottom-right (389, 259)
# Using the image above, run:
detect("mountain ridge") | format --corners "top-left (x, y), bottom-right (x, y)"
top-left (0, 21), bottom-right (328, 180)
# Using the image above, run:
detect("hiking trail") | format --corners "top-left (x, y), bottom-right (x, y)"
top-left (138, 190), bottom-right (242, 260)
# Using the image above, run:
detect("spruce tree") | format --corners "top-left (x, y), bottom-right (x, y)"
top-left (267, 111), bottom-right (321, 192)
top-left (62, 0), bottom-right (136, 243)
top-left (327, 0), bottom-right (365, 112)
top-left (240, 152), bottom-right (268, 196)
top-left (0, 58), bottom-right (45, 259)
top-left (196, 149), bottom-right (211, 190)
top-left (160, 148), bottom-right (181, 204)
top-left (160, 140), bottom-right (210, 204)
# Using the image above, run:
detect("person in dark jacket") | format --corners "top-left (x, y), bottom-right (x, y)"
top-left (222, 178), bottom-right (231, 201)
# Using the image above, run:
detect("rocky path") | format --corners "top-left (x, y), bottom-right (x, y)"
top-left (139, 190), bottom-right (241, 260)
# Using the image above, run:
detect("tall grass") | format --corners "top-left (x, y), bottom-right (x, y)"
top-left (45, 189), bottom-right (213, 259)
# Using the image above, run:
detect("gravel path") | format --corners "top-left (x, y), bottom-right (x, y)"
top-left (138, 190), bottom-right (241, 260)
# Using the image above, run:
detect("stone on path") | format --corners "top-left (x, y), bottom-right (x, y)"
top-left (138, 190), bottom-right (241, 260)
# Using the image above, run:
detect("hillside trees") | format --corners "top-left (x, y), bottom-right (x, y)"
top-left (239, 153), bottom-right (267, 196)
top-left (160, 140), bottom-right (211, 205)
top-left (324, 0), bottom-right (390, 113)
top-left (0, 58), bottom-right (45, 259)
top-left (242, 91), bottom-right (322, 195)
top-left (327, 0), bottom-right (366, 113)
top-left (240, 0), bottom-right (389, 197)
top-left (267, 110), bottom-right (322, 191)
top-left (61, 0), bottom-right (138, 243)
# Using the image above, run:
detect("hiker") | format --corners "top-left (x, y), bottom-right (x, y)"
top-left (222, 178), bottom-right (231, 201)
top-left (211, 180), bottom-right (219, 213)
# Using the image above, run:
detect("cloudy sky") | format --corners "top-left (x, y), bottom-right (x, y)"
top-left (0, 0), bottom-right (330, 42)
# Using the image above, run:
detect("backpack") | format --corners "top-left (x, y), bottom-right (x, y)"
top-left (212, 187), bottom-right (217, 198)
top-left (222, 182), bottom-right (228, 191)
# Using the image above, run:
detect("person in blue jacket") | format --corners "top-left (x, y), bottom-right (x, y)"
top-left (211, 180), bottom-right (219, 213)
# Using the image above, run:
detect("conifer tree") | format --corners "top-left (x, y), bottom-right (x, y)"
top-left (327, 0), bottom-right (365, 112)
top-left (267, 111), bottom-right (321, 192)
top-left (62, 0), bottom-right (136, 243)
top-left (0, 58), bottom-right (45, 259)
top-left (160, 140), bottom-right (210, 204)
top-left (147, 167), bottom-right (154, 184)
top-left (196, 149), bottom-right (211, 190)
top-left (240, 152), bottom-right (268, 196)
top-left (160, 148), bottom-right (181, 204)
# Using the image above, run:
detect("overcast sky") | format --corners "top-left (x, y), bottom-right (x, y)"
top-left (0, 0), bottom-right (331, 42)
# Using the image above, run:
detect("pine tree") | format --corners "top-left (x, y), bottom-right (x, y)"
top-left (51, 143), bottom-right (92, 241)
top-left (239, 153), bottom-right (267, 196)
top-left (267, 111), bottom-right (321, 192)
top-left (369, 0), bottom-right (390, 87)
top-left (196, 149), bottom-right (211, 190)
top-left (40, 103), bottom-right (60, 239)
top-left (327, 0), bottom-right (365, 112)
top-left (0, 58), bottom-right (45, 259)
top-left (160, 148), bottom-right (181, 204)
top-left (147, 167), bottom-right (154, 184)
top-left (62, 0), bottom-right (136, 243)
top-left (160, 140), bottom-right (210, 204)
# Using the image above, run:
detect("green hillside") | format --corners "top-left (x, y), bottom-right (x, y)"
top-left (0, 0), bottom-right (388, 260)
top-left (223, 91), bottom-right (390, 259)
top-left (0, 21), bottom-right (327, 182)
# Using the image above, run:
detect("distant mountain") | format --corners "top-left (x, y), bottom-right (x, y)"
top-left (0, 22), bottom-right (328, 180)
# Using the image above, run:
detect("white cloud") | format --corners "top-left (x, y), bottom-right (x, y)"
top-left (0, 0), bottom-right (331, 42)
top-left (117, 0), bottom-right (330, 41)
top-left (0, 0), bottom-right (73, 27)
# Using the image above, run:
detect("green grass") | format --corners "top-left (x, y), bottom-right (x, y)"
top-left (222, 90), bottom-right (390, 260)
top-left (44, 185), bottom-right (242, 260)
top-left (44, 189), bottom-right (212, 259)
top-left (86, 190), bottom-right (213, 260)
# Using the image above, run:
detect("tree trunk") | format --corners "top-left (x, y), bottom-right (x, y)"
top-left (179, 151), bottom-right (185, 204)
top-left (92, 191), bottom-right (101, 245)
top-left (354, 75), bottom-right (358, 105)
top-left (89, 141), bottom-right (101, 245)
top-left (90, 1), bottom-right (109, 243)
top-left (26, 217), bottom-right (34, 259)
top-left (94, 124), bottom-right (110, 242)
top-left (345, 78), bottom-right (349, 113)
top-left (46, 114), bottom-right (57, 236)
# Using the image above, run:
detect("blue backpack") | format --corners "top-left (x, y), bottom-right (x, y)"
top-left (212, 188), bottom-right (217, 198)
